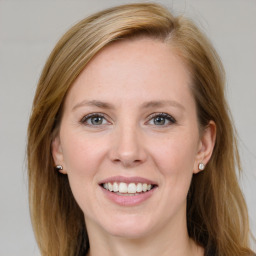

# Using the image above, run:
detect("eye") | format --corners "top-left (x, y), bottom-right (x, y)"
top-left (80, 113), bottom-right (109, 126)
top-left (147, 113), bottom-right (176, 126)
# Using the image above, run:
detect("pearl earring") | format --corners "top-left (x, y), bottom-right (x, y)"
top-left (198, 163), bottom-right (205, 171)
top-left (55, 165), bottom-right (63, 171)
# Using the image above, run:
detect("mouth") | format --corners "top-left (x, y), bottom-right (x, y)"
top-left (100, 182), bottom-right (157, 196)
top-left (99, 177), bottom-right (158, 206)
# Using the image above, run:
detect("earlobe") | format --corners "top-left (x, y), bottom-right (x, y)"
top-left (193, 121), bottom-right (216, 173)
top-left (51, 136), bottom-right (67, 174)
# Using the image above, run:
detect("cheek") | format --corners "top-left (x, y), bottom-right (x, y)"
top-left (151, 132), bottom-right (198, 193)
top-left (61, 130), bottom-right (105, 176)
top-left (155, 134), bottom-right (197, 169)
top-left (60, 132), bottom-right (106, 213)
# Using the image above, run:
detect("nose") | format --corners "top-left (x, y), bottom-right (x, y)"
top-left (109, 123), bottom-right (147, 168)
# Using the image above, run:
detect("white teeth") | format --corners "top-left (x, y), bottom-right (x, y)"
top-left (142, 183), bottom-right (148, 192)
top-left (119, 182), bottom-right (128, 193)
top-left (113, 182), bottom-right (119, 192)
top-left (127, 183), bottom-right (136, 193)
top-left (108, 182), bottom-right (113, 192)
top-left (136, 183), bottom-right (143, 192)
top-left (102, 182), bottom-right (154, 194)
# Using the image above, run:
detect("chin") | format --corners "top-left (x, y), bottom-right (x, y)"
top-left (107, 226), bottom-right (151, 239)
top-left (100, 214), bottom-right (155, 239)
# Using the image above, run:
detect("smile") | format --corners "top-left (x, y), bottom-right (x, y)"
top-left (99, 176), bottom-right (158, 205)
top-left (102, 182), bottom-right (155, 195)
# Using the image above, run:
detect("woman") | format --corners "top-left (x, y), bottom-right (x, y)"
top-left (27, 3), bottom-right (255, 256)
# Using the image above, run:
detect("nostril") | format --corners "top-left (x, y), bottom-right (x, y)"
top-left (108, 138), bottom-right (147, 166)
top-left (117, 158), bottom-right (142, 168)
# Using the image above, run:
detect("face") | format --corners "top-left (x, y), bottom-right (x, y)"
top-left (52, 38), bottom-right (214, 239)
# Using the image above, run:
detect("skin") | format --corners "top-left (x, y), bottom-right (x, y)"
top-left (52, 38), bottom-right (216, 256)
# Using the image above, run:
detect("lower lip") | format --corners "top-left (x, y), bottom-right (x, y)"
top-left (100, 186), bottom-right (156, 206)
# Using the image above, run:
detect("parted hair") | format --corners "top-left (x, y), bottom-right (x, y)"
top-left (27, 3), bottom-right (254, 256)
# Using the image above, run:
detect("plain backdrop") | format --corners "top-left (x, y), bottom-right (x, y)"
top-left (0, 0), bottom-right (255, 255)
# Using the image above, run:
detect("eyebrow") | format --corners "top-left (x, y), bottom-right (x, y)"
top-left (72, 100), bottom-right (114, 111)
top-left (72, 99), bottom-right (185, 111)
top-left (141, 100), bottom-right (185, 110)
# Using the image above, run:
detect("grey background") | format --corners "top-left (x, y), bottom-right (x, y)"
top-left (0, 0), bottom-right (255, 255)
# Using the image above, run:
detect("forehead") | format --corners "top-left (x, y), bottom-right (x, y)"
top-left (65, 37), bottom-right (193, 108)
top-left (83, 37), bottom-right (188, 78)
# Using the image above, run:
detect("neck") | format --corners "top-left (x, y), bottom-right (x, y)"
top-left (87, 234), bottom-right (201, 256)
top-left (85, 211), bottom-right (204, 256)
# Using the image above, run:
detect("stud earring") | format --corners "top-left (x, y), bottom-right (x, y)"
top-left (55, 165), bottom-right (63, 171)
top-left (198, 163), bottom-right (205, 171)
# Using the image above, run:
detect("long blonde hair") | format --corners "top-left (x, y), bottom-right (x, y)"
top-left (27, 3), bottom-right (254, 255)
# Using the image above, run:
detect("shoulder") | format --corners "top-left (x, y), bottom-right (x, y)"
top-left (204, 246), bottom-right (216, 256)
top-left (204, 250), bottom-right (256, 256)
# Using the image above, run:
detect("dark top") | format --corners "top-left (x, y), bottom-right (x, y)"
top-left (78, 243), bottom-right (256, 256)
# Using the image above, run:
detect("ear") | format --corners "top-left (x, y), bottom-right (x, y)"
top-left (193, 120), bottom-right (216, 174)
top-left (51, 135), bottom-right (67, 174)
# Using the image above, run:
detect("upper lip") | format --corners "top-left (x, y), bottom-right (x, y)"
top-left (99, 176), bottom-right (157, 185)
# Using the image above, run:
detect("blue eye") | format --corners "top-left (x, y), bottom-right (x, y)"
top-left (81, 113), bottom-right (108, 126)
top-left (148, 113), bottom-right (176, 126)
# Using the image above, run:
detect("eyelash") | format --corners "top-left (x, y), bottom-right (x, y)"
top-left (80, 113), bottom-right (109, 126)
top-left (146, 112), bottom-right (176, 126)
top-left (80, 112), bottom-right (176, 127)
